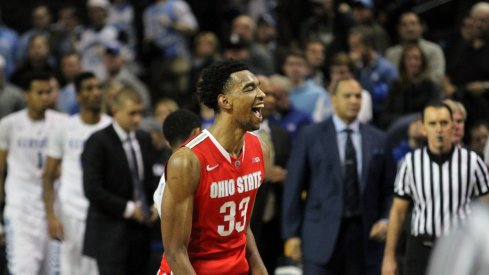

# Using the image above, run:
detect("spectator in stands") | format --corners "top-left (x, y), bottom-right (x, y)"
top-left (17, 4), bottom-right (53, 63)
top-left (282, 50), bottom-right (331, 122)
top-left (300, 0), bottom-right (335, 48)
top-left (108, 0), bottom-right (137, 64)
top-left (188, 31), bottom-right (221, 110)
top-left (50, 5), bottom-right (82, 61)
top-left (77, 0), bottom-right (124, 81)
top-left (328, 52), bottom-right (373, 123)
top-left (143, 0), bottom-right (198, 103)
top-left (443, 99), bottom-right (467, 147)
top-left (56, 52), bottom-right (82, 115)
top-left (268, 74), bottom-right (314, 142)
top-left (469, 120), bottom-right (489, 157)
top-left (102, 41), bottom-right (151, 113)
top-left (11, 34), bottom-right (54, 87)
top-left (443, 15), bottom-right (474, 75)
top-left (386, 11), bottom-right (445, 85)
top-left (230, 15), bottom-right (274, 75)
top-left (223, 37), bottom-right (257, 73)
top-left (152, 98), bottom-right (178, 124)
top-left (348, 26), bottom-right (397, 123)
top-left (304, 39), bottom-right (327, 86)
top-left (0, 10), bottom-right (19, 78)
top-left (390, 116), bottom-right (425, 166)
top-left (0, 55), bottom-right (24, 119)
top-left (447, 2), bottom-right (489, 131)
top-left (255, 14), bottom-right (277, 58)
top-left (351, 0), bottom-right (390, 55)
top-left (381, 44), bottom-right (441, 129)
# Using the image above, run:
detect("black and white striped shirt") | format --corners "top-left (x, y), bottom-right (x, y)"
top-left (394, 146), bottom-right (489, 237)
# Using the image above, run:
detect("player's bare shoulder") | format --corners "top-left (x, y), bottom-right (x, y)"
top-left (166, 147), bottom-right (201, 192)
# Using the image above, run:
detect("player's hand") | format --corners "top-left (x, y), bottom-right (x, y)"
top-left (47, 214), bottom-right (64, 241)
top-left (369, 220), bottom-right (388, 242)
top-left (284, 237), bottom-right (302, 262)
top-left (145, 205), bottom-right (159, 226)
top-left (381, 255), bottom-right (398, 275)
top-left (266, 166), bottom-right (287, 183)
top-left (132, 206), bottom-right (146, 224)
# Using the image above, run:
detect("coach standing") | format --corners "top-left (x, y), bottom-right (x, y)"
top-left (382, 102), bottom-right (489, 275)
top-left (82, 88), bottom-right (156, 275)
top-left (283, 78), bottom-right (395, 275)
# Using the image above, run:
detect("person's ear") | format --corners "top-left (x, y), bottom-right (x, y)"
top-left (218, 94), bottom-right (232, 111)
top-left (191, 127), bottom-right (201, 136)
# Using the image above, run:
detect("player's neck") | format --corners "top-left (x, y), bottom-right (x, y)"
top-left (80, 108), bottom-right (102, 124)
top-left (27, 108), bottom-right (45, 120)
top-left (208, 119), bottom-right (245, 157)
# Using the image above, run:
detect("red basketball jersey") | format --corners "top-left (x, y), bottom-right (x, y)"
top-left (159, 129), bottom-right (265, 275)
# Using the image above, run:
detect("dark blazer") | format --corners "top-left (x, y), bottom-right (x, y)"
top-left (251, 124), bottom-right (291, 273)
top-left (81, 124), bottom-right (154, 265)
top-left (282, 117), bottom-right (394, 269)
top-left (252, 124), bottom-right (291, 226)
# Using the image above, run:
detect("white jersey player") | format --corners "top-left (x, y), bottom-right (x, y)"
top-left (43, 72), bottom-right (110, 275)
top-left (0, 72), bottom-right (67, 275)
top-left (152, 110), bottom-right (201, 218)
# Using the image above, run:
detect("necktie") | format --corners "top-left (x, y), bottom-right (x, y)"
top-left (343, 129), bottom-right (360, 217)
top-left (127, 136), bottom-right (149, 218)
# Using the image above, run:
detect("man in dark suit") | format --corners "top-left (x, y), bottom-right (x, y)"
top-left (282, 78), bottom-right (394, 275)
top-left (82, 88), bottom-right (157, 275)
top-left (251, 76), bottom-right (291, 273)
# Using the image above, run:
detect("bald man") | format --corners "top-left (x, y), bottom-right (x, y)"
top-left (283, 78), bottom-right (394, 275)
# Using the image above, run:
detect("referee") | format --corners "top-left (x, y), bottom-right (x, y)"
top-left (381, 102), bottom-right (489, 275)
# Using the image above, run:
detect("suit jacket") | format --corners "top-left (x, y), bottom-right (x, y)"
top-left (82, 124), bottom-right (154, 262)
top-left (282, 117), bottom-right (394, 267)
top-left (252, 124), bottom-right (290, 232)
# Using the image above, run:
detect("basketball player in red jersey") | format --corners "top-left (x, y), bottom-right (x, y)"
top-left (159, 59), bottom-right (270, 275)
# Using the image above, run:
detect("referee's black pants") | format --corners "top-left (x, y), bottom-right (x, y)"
top-left (404, 234), bottom-right (435, 275)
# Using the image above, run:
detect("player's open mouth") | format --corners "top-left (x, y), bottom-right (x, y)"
top-left (252, 105), bottom-right (264, 120)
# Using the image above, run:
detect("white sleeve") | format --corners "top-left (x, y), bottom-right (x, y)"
top-left (173, 1), bottom-right (198, 30)
top-left (153, 171), bottom-right (166, 217)
top-left (358, 90), bottom-right (373, 123)
top-left (312, 91), bottom-right (332, 122)
top-left (393, 154), bottom-right (413, 199)
top-left (0, 116), bottom-right (12, 150)
top-left (46, 121), bottom-right (65, 159)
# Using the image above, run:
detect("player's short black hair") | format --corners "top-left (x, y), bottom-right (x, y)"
top-left (74, 71), bottom-right (96, 94)
top-left (20, 71), bottom-right (51, 91)
top-left (198, 59), bottom-right (249, 113)
top-left (422, 101), bottom-right (453, 122)
top-left (163, 109), bottom-right (201, 148)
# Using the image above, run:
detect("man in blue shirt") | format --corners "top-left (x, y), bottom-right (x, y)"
top-left (282, 50), bottom-right (331, 122)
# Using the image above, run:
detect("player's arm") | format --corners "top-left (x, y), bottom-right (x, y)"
top-left (0, 150), bottom-right (7, 206)
top-left (381, 197), bottom-right (410, 275)
top-left (246, 224), bottom-right (268, 274)
top-left (42, 156), bottom-right (63, 240)
top-left (161, 148), bottom-right (200, 274)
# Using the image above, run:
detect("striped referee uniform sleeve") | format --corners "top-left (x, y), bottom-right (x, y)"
top-left (474, 154), bottom-right (489, 197)
top-left (394, 153), bottom-right (412, 199)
